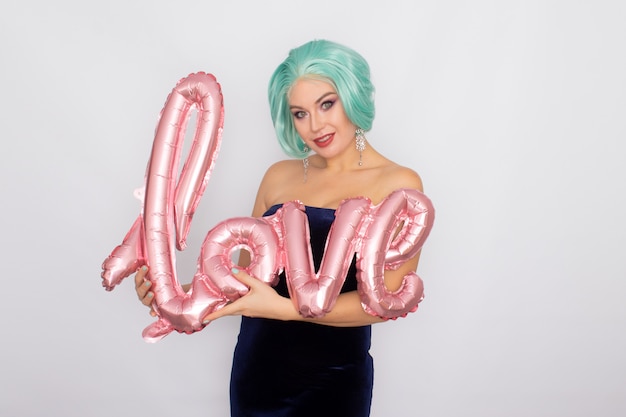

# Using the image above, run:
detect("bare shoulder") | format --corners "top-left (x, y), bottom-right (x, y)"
top-left (263, 159), bottom-right (301, 181)
top-left (380, 162), bottom-right (424, 193)
top-left (259, 159), bottom-right (302, 193)
top-left (251, 159), bottom-right (302, 216)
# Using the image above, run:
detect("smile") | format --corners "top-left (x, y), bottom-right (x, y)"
top-left (313, 133), bottom-right (334, 148)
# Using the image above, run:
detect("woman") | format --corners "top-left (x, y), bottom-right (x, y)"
top-left (136, 39), bottom-right (423, 417)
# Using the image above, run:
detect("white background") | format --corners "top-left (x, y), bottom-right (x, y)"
top-left (1, 1), bottom-right (625, 416)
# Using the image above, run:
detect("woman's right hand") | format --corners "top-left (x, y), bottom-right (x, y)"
top-left (134, 266), bottom-right (157, 317)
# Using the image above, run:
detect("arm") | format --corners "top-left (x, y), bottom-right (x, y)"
top-left (203, 249), bottom-right (419, 327)
top-left (201, 268), bottom-right (381, 326)
top-left (200, 269), bottom-right (386, 327)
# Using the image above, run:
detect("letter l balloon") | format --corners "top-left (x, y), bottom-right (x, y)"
top-left (101, 72), bottom-right (228, 342)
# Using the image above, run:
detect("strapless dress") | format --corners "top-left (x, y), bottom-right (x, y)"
top-left (229, 204), bottom-right (373, 417)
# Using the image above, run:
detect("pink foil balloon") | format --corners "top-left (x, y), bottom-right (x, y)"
top-left (357, 188), bottom-right (435, 319)
top-left (199, 214), bottom-right (284, 299)
top-left (101, 72), bottom-right (227, 342)
top-left (282, 199), bottom-right (371, 317)
top-left (281, 189), bottom-right (434, 319)
top-left (101, 74), bottom-right (435, 342)
top-left (200, 189), bottom-right (434, 321)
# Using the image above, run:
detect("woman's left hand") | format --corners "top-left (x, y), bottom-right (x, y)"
top-left (203, 269), bottom-right (296, 323)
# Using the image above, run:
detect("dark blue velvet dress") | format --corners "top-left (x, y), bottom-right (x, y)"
top-left (230, 205), bottom-right (374, 417)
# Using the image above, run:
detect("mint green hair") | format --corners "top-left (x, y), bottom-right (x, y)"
top-left (268, 39), bottom-right (376, 158)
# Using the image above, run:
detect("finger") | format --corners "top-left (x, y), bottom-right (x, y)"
top-left (134, 266), bottom-right (153, 301)
top-left (136, 280), bottom-right (152, 299)
top-left (230, 268), bottom-right (258, 287)
top-left (141, 291), bottom-right (154, 306)
top-left (203, 301), bottom-right (239, 323)
top-left (202, 308), bottom-right (224, 323)
top-left (134, 265), bottom-right (149, 288)
top-left (131, 266), bottom-right (155, 313)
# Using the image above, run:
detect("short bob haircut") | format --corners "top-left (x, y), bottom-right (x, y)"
top-left (268, 39), bottom-right (375, 158)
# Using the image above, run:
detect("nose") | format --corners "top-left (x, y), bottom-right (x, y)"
top-left (309, 112), bottom-right (323, 132)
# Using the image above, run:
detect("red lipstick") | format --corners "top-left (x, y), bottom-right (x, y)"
top-left (313, 133), bottom-right (334, 148)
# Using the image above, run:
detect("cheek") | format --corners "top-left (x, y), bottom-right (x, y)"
top-left (334, 116), bottom-right (355, 134)
top-left (331, 108), bottom-right (353, 130)
top-left (292, 120), bottom-right (308, 137)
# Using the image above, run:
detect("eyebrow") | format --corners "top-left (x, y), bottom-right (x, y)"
top-left (289, 91), bottom-right (337, 110)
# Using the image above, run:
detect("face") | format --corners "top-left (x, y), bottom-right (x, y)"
top-left (288, 78), bottom-right (356, 160)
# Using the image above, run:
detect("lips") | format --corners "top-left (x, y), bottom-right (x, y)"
top-left (313, 133), bottom-right (334, 148)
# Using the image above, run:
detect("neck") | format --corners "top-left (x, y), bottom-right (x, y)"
top-left (315, 142), bottom-right (369, 172)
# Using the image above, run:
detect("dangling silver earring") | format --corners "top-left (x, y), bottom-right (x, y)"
top-left (302, 145), bottom-right (310, 182)
top-left (355, 128), bottom-right (366, 166)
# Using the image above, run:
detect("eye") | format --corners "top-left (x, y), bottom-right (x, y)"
top-left (321, 100), bottom-right (335, 110)
top-left (292, 110), bottom-right (307, 119)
